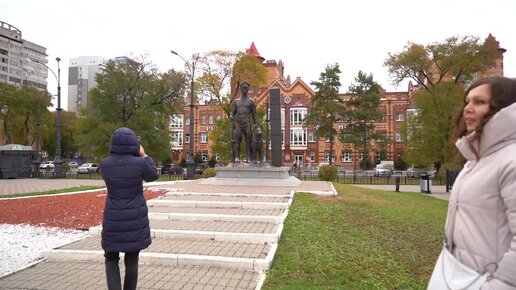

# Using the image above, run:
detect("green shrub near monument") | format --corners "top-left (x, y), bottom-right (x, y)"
top-left (201, 168), bottom-right (216, 178)
top-left (318, 165), bottom-right (337, 181)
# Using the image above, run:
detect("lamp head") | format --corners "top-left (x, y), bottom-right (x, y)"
top-left (55, 57), bottom-right (61, 62)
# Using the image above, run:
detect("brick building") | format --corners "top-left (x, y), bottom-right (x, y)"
top-left (169, 36), bottom-right (505, 168)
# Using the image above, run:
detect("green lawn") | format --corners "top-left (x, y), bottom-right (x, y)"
top-left (262, 183), bottom-right (447, 290)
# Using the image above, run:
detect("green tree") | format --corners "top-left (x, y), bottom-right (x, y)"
top-left (384, 35), bottom-right (497, 167)
top-left (75, 57), bottom-right (185, 162)
top-left (0, 82), bottom-right (51, 146)
top-left (403, 82), bottom-right (464, 167)
top-left (305, 63), bottom-right (345, 165)
top-left (341, 71), bottom-right (386, 170)
top-left (41, 111), bottom-right (79, 160)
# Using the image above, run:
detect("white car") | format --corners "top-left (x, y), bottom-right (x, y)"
top-left (77, 163), bottom-right (99, 174)
top-left (374, 164), bottom-right (392, 177)
top-left (39, 161), bottom-right (54, 170)
top-left (68, 161), bottom-right (79, 168)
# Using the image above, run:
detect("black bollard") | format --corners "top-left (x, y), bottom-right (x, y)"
top-left (395, 176), bottom-right (400, 192)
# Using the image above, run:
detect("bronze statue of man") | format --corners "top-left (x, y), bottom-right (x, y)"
top-left (230, 81), bottom-right (257, 162)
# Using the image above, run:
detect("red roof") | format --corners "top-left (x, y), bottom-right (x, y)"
top-left (247, 42), bottom-right (265, 62)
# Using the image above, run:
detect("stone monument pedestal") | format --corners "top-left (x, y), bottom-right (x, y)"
top-left (199, 164), bottom-right (301, 187)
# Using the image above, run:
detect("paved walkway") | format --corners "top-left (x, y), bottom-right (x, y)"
top-left (351, 184), bottom-right (450, 201)
top-left (0, 178), bottom-right (106, 195)
top-left (0, 178), bottom-right (335, 290)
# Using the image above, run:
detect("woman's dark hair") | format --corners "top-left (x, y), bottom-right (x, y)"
top-left (453, 76), bottom-right (516, 158)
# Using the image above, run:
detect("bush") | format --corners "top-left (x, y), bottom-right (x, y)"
top-left (318, 165), bottom-right (337, 181)
top-left (61, 163), bottom-right (70, 172)
top-left (208, 156), bottom-right (217, 168)
top-left (179, 158), bottom-right (186, 168)
top-left (201, 167), bottom-right (217, 178)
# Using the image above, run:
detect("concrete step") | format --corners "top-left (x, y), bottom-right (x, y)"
top-left (89, 219), bottom-right (283, 243)
top-left (44, 236), bottom-right (277, 271)
top-left (0, 260), bottom-right (263, 290)
top-left (148, 206), bottom-right (288, 224)
top-left (148, 193), bottom-right (292, 209)
top-left (161, 192), bottom-right (293, 202)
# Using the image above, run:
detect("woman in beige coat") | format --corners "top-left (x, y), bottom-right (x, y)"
top-left (443, 76), bottom-right (516, 289)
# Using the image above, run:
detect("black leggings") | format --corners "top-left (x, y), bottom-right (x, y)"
top-left (104, 251), bottom-right (140, 290)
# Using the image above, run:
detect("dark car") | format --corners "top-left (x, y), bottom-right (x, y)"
top-left (161, 164), bottom-right (184, 175)
top-left (195, 163), bottom-right (208, 175)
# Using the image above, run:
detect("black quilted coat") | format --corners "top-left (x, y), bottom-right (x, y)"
top-left (100, 127), bottom-right (159, 253)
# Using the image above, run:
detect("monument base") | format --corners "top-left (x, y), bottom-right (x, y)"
top-left (199, 164), bottom-right (301, 187)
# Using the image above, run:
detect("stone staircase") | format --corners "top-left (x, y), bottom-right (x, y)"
top-left (41, 189), bottom-right (293, 289)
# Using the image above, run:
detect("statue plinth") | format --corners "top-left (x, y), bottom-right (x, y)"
top-left (199, 163), bottom-right (301, 187)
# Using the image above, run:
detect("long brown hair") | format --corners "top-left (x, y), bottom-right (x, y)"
top-left (453, 76), bottom-right (516, 158)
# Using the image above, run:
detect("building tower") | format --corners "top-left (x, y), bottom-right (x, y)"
top-left (67, 56), bottom-right (103, 112)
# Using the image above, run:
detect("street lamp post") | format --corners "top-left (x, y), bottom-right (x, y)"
top-left (171, 50), bottom-right (199, 180)
top-left (37, 57), bottom-right (63, 177)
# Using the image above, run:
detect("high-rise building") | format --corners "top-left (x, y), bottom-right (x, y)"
top-left (0, 20), bottom-right (47, 89)
top-left (67, 56), bottom-right (103, 112)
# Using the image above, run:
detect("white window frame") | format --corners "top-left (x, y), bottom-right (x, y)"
top-left (200, 133), bottom-right (208, 143)
top-left (290, 108), bottom-right (307, 126)
top-left (290, 128), bottom-right (307, 146)
top-left (209, 115), bottom-right (214, 125)
top-left (170, 114), bottom-right (184, 128)
top-left (396, 132), bottom-right (402, 142)
top-left (185, 134), bottom-right (190, 144)
top-left (171, 130), bottom-right (183, 147)
top-left (310, 152), bottom-right (315, 162)
top-left (308, 132), bottom-right (316, 142)
top-left (342, 151), bottom-right (352, 163)
top-left (201, 152), bottom-right (208, 161)
top-left (395, 113), bottom-right (405, 121)
top-left (325, 152), bottom-right (336, 163)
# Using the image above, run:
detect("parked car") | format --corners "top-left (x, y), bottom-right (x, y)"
top-left (39, 161), bottom-right (54, 170)
top-left (68, 161), bottom-right (79, 168)
top-left (406, 166), bottom-right (428, 178)
top-left (77, 163), bottom-right (99, 174)
top-left (161, 164), bottom-right (183, 175)
top-left (195, 163), bottom-right (208, 175)
top-left (374, 163), bottom-right (393, 177)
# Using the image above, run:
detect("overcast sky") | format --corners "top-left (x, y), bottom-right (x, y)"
top-left (2, 0), bottom-right (515, 111)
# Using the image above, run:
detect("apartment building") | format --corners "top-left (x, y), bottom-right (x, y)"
top-left (0, 20), bottom-right (47, 89)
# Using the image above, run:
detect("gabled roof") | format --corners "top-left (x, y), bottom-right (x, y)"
top-left (247, 42), bottom-right (265, 62)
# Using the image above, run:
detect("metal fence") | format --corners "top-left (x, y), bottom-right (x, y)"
top-left (36, 171), bottom-right (186, 181)
top-left (291, 170), bottom-right (461, 189)
top-left (34, 168), bottom-right (461, 191)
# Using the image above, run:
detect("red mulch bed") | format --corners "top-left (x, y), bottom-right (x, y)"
top-left (0, 189), bottom-right (166, 230)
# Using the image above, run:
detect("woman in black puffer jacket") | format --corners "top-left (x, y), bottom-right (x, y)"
top-left (100, 127), bottom-right (159, 290)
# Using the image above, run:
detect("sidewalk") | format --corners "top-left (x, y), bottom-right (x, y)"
top-left (0, 178), bottom-right (106, 195)
top-left (351, 184), bottom-right (450, 201)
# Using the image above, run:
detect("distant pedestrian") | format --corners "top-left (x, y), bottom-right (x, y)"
top-left (428, 77), bottom-right (516, 289)
top-left (100, 127), bottom-right (159, 290)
